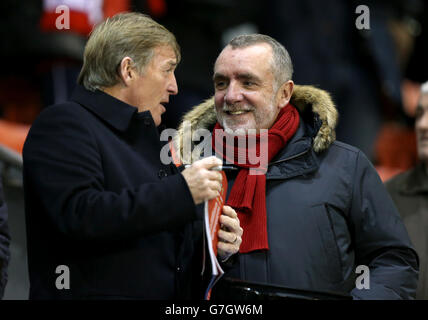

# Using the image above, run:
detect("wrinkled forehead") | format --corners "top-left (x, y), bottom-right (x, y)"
top-left (214, 45), bottom-right (275, 86)
top-left (215, 44), bottom-right (273, 70)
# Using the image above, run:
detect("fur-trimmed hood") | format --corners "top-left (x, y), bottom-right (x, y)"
top-left (173, 85), bottom-right (338, 164)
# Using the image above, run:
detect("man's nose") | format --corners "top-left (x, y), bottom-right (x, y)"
top-left (224, 81), bottom-right (243, 104)
top-left (168, 74), bottom-right (178, 95)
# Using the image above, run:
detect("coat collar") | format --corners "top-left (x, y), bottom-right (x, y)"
top-left (173, 85), bottom-right (338, 165)
top-left (265, 121), bottom-right (320, 180)
top-left (399, 163), bottom-right (428, 195)
top-left (70, 85), bottom-right (153, 131)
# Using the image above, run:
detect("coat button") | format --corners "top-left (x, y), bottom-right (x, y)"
top-left (143, 118), bottom-right (152, 126)
top-left (158, 169), bottom-right (168, 179)
top-left (176, 266), bottom-right (181, 272)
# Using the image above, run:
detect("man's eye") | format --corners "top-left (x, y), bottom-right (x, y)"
top-left (215, 82), bottom-right (226, 89)
top-left (244, 81), bottom-right (254, 87)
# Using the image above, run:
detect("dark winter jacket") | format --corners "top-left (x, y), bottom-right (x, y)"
top-left (23, 85), bottom-right (203, 299)
top-left (174, 85), bottom-right (419, 299)
top-left (386, 163), bottom-right (428, 299)
top-left (0, 177), bottom-right (10, 298)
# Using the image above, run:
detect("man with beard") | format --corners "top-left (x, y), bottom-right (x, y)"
top-left (173, 34), bottom-right (419, 299)
top-left (386, 81), bottom-right (428, 299)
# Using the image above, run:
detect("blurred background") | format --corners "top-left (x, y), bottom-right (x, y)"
top-left (0, 0), bottom-right (427, 299)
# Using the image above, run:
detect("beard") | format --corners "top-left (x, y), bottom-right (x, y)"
top-left (218, 100), bottom-right (278, 135)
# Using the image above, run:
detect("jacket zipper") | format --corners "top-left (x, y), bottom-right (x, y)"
top-left (268, 149), bottom-right (310, 167)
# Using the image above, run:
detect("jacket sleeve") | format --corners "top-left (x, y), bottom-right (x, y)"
top-left (0, 177), bottom-right (10, 298)
top-left (23, 106), bottom-right (198, 242)
top-left (349, 151), bottom-right (419, 299)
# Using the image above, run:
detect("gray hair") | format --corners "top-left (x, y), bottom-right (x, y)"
top-left (78, 12), bottom-right (180, 91)
top-left (226, 34), bottom-right (293, 88)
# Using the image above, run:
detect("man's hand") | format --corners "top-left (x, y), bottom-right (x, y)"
top-left (217, 205), bottom-right (243, 261)
top-left (181, 156), bottom-right (223, 205)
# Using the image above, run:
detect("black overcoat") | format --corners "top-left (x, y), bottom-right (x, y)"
top-left (23, 86), bottom-right (202, 299)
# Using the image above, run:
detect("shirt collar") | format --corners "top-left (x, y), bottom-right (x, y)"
top-left (70, 85), bottom-right (152, 131)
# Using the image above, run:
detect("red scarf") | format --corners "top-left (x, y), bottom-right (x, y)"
top-left (212, 104), bottom-right (300, 253)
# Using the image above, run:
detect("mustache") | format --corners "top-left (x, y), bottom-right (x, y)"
top-left (222, 102), bottom-right (254, 112)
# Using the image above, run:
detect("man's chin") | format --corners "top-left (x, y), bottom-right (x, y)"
top-left (224, 127), bottom-right (249, 136)
top-left (222, 120), bottom-right (256, 134)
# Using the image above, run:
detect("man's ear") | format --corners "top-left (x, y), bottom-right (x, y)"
top-left (277, 80), bottom-right (294, 108)
top-left (118, 57), bottom-right (136, 86)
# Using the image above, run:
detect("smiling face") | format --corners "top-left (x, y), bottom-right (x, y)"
top-left (416, 93), bottom-right (428, 165)
top-left (213, 43), bottom-right (292, 134)
top-left (128, 45), bottom-right (178, 126)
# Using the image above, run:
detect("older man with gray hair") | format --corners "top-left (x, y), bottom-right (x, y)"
top-left (175, 33), bottom-right (419, 299)
top-left (23, 12), bottom-right (242, 299)
top-left (386, 81), bottom-right (428, 299)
